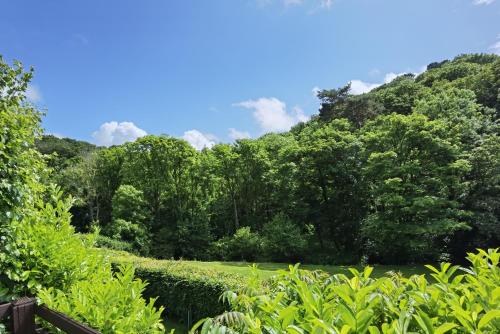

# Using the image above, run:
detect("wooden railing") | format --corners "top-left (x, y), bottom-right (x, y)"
top-left (0, 297), bottom-right (101, 334)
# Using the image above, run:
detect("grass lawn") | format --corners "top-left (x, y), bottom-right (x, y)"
top-left (107, 249), bottom-right (428, 280)
top-left (175, 260), bottom-right (427, 280)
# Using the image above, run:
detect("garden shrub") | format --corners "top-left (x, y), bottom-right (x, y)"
top-left (39, 265), bottom-right (165, 334)
top-left (194, 248), bottom-right (500, 334)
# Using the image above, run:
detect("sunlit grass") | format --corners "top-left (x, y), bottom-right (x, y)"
top-left (181, 260), bottom-right (426, 279)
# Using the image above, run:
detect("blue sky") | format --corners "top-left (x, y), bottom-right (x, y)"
top-left (1, 0), bottom-right (499, 149)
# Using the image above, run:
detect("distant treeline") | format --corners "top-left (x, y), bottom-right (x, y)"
top-left (37, 54), bottom-right (500, 264)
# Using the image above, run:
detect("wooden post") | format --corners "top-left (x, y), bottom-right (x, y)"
top-left (11, 297), bottom-right (36, 334)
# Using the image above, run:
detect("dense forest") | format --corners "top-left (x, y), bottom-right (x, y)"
top-left (37, 53), bottom-right (500, 265)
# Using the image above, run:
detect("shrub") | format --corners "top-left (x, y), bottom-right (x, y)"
top-left (103, 218), bottom-right (151, 255)
top-left (0, 189), bottom-right (166, 333)
top-left (261, 213), bottom-right (308, 262)
top-left (212, 227), bottom-right (262, 261)
top-left (108, 250), bottom-right (245, 324)
top-left (39, 265), bottom-right (165, 334)
top-left (0, 189), bottom-right (106, 296)
top-left (94, 234), bottom-right (135, 253)
top-left (194, 248), bottom-right (500, 334)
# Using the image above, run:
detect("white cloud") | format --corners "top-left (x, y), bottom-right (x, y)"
top-left (349, 67), bottom-right (425, 95)
top-left (320, 0), bottom-right (333, 8)
top-left (283, 0), bottom-right (303, 6)
top-left (183, 129), bottom-right (217, 150)
top-left (369, 68), bottom-right (381, 77)
top-left (47, 132), bottom-right (64, 139)
top-left (349, 80), bottom-right (381, 95)
top-left (228, 128), bottom-right (251, 140)
top-left (258, 0), bottom-right (333, 10)
top-left (472, 0), bottom-right (495, 5)
top-left (383, 72), bottom-right (404, 84)
top-left (92, 121), bottom-right (147, 146)
top-left (234, 97), bottom-right (309, 133)
top-left (312, 86), bottom-right (321, 97)
top-left (26, 85), bottom-right (42, 102)
top-left (489, 35), bottom-right (500, 55)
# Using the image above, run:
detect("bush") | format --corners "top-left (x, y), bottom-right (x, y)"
top-left (103, 218), bottom-right (151, 255)
top-left (212, 227), bottom-right (262, 261)
top-left (39, 265), bottom-right (164, 334)
top-left (195, 248), bottom-right (500, 334)
top-left (262, 213), bottom-right (308, 262)
top-left (108, 250), bottom-right (245, 324)
top-left (94, 234), bottom-right (135, 253)
top-left (0, 189), bottom-right (166, 333)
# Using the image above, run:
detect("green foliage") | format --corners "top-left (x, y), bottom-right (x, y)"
top-left (194, 249), bottom-right (500, 334)
top-left (35, 53), bottom-right (500, 265)
top-left (39, 265), bottom-right (165, 334)
top-left (1, 189), bottom-right (105, 296)
top-left (361, 113), bottom-right (470, 263)
top-left (0, 57), bottom-right (165, 333)
top-left (36, 135), bottom-right (97, 171)
top-left (94, 234), bottom-right (135, 253)
top-left (109, 250), bottom-right (244, 324)
top-left (294, 119), bottom-right (365, 260)
top-left (213, 227), bottom-right (263, 261)
top-left (261, 213), bottom-right (309, 262)
top-left (103, 219), bottom-right (151, 255)
top-left (0, 56), bottom-right (45, 223)
top-left (111, 184), bottom-right (147, 223)
top-left (373, 74), bottom-right (429, 115)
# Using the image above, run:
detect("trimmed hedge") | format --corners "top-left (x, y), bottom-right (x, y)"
top-left (105, 250), bottom-right (245, 324)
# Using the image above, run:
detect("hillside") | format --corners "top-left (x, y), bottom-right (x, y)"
top-left (37, 53), bottom-right (500, 265)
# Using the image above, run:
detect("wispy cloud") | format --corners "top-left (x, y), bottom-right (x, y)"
top-left (26, 85), bottom-right (42, 102)
top-left (257, 0), bottom-right (334, 11)
top-left (349, 80), bottom-right (381, 95)
top-left (183, 129), bottom-right (217, 150)
top-left (228, 128), bottom-right (251, 141)
top-left (92, 121), bottom-right (147, 146)
top-left (283, 0), bottom-right (303, 6)
top-left (349, 67), bottom-right (426, 95)
top-left (311, 86), bottom-right (321, 97)
top-left (234, 97), bottom-right (309, 133)
top-left (472, 0), bottom-right (495, 5)
top-left (68, 33), bottom-right (89, 46)
top-left (489, 35), bottom-right (500, 55)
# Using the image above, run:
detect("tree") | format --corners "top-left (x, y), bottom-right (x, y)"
top-left (0, 57), bottom-right (44, 224)
top-left (361, 113), bottom-right (470, 263)
top-left (294, 119), bottom-right (365, 260)
top-left (111, 184), bottom-right (147, 223)
top-left (262, 213), bottom-right (308, 262)
top-left (317, 83), bottom-right (351, 122)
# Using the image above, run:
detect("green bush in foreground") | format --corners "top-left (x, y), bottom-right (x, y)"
top-left (39, 265), bottom-right (165, 334)
top-left (194, 248), bottom-right (500, 334)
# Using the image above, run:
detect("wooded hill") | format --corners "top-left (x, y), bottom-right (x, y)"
top-left (37, 53), bottom-right (500, 265)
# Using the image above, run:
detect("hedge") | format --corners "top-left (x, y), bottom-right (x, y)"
top-left (105, 250), bottom-right (245, 324)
